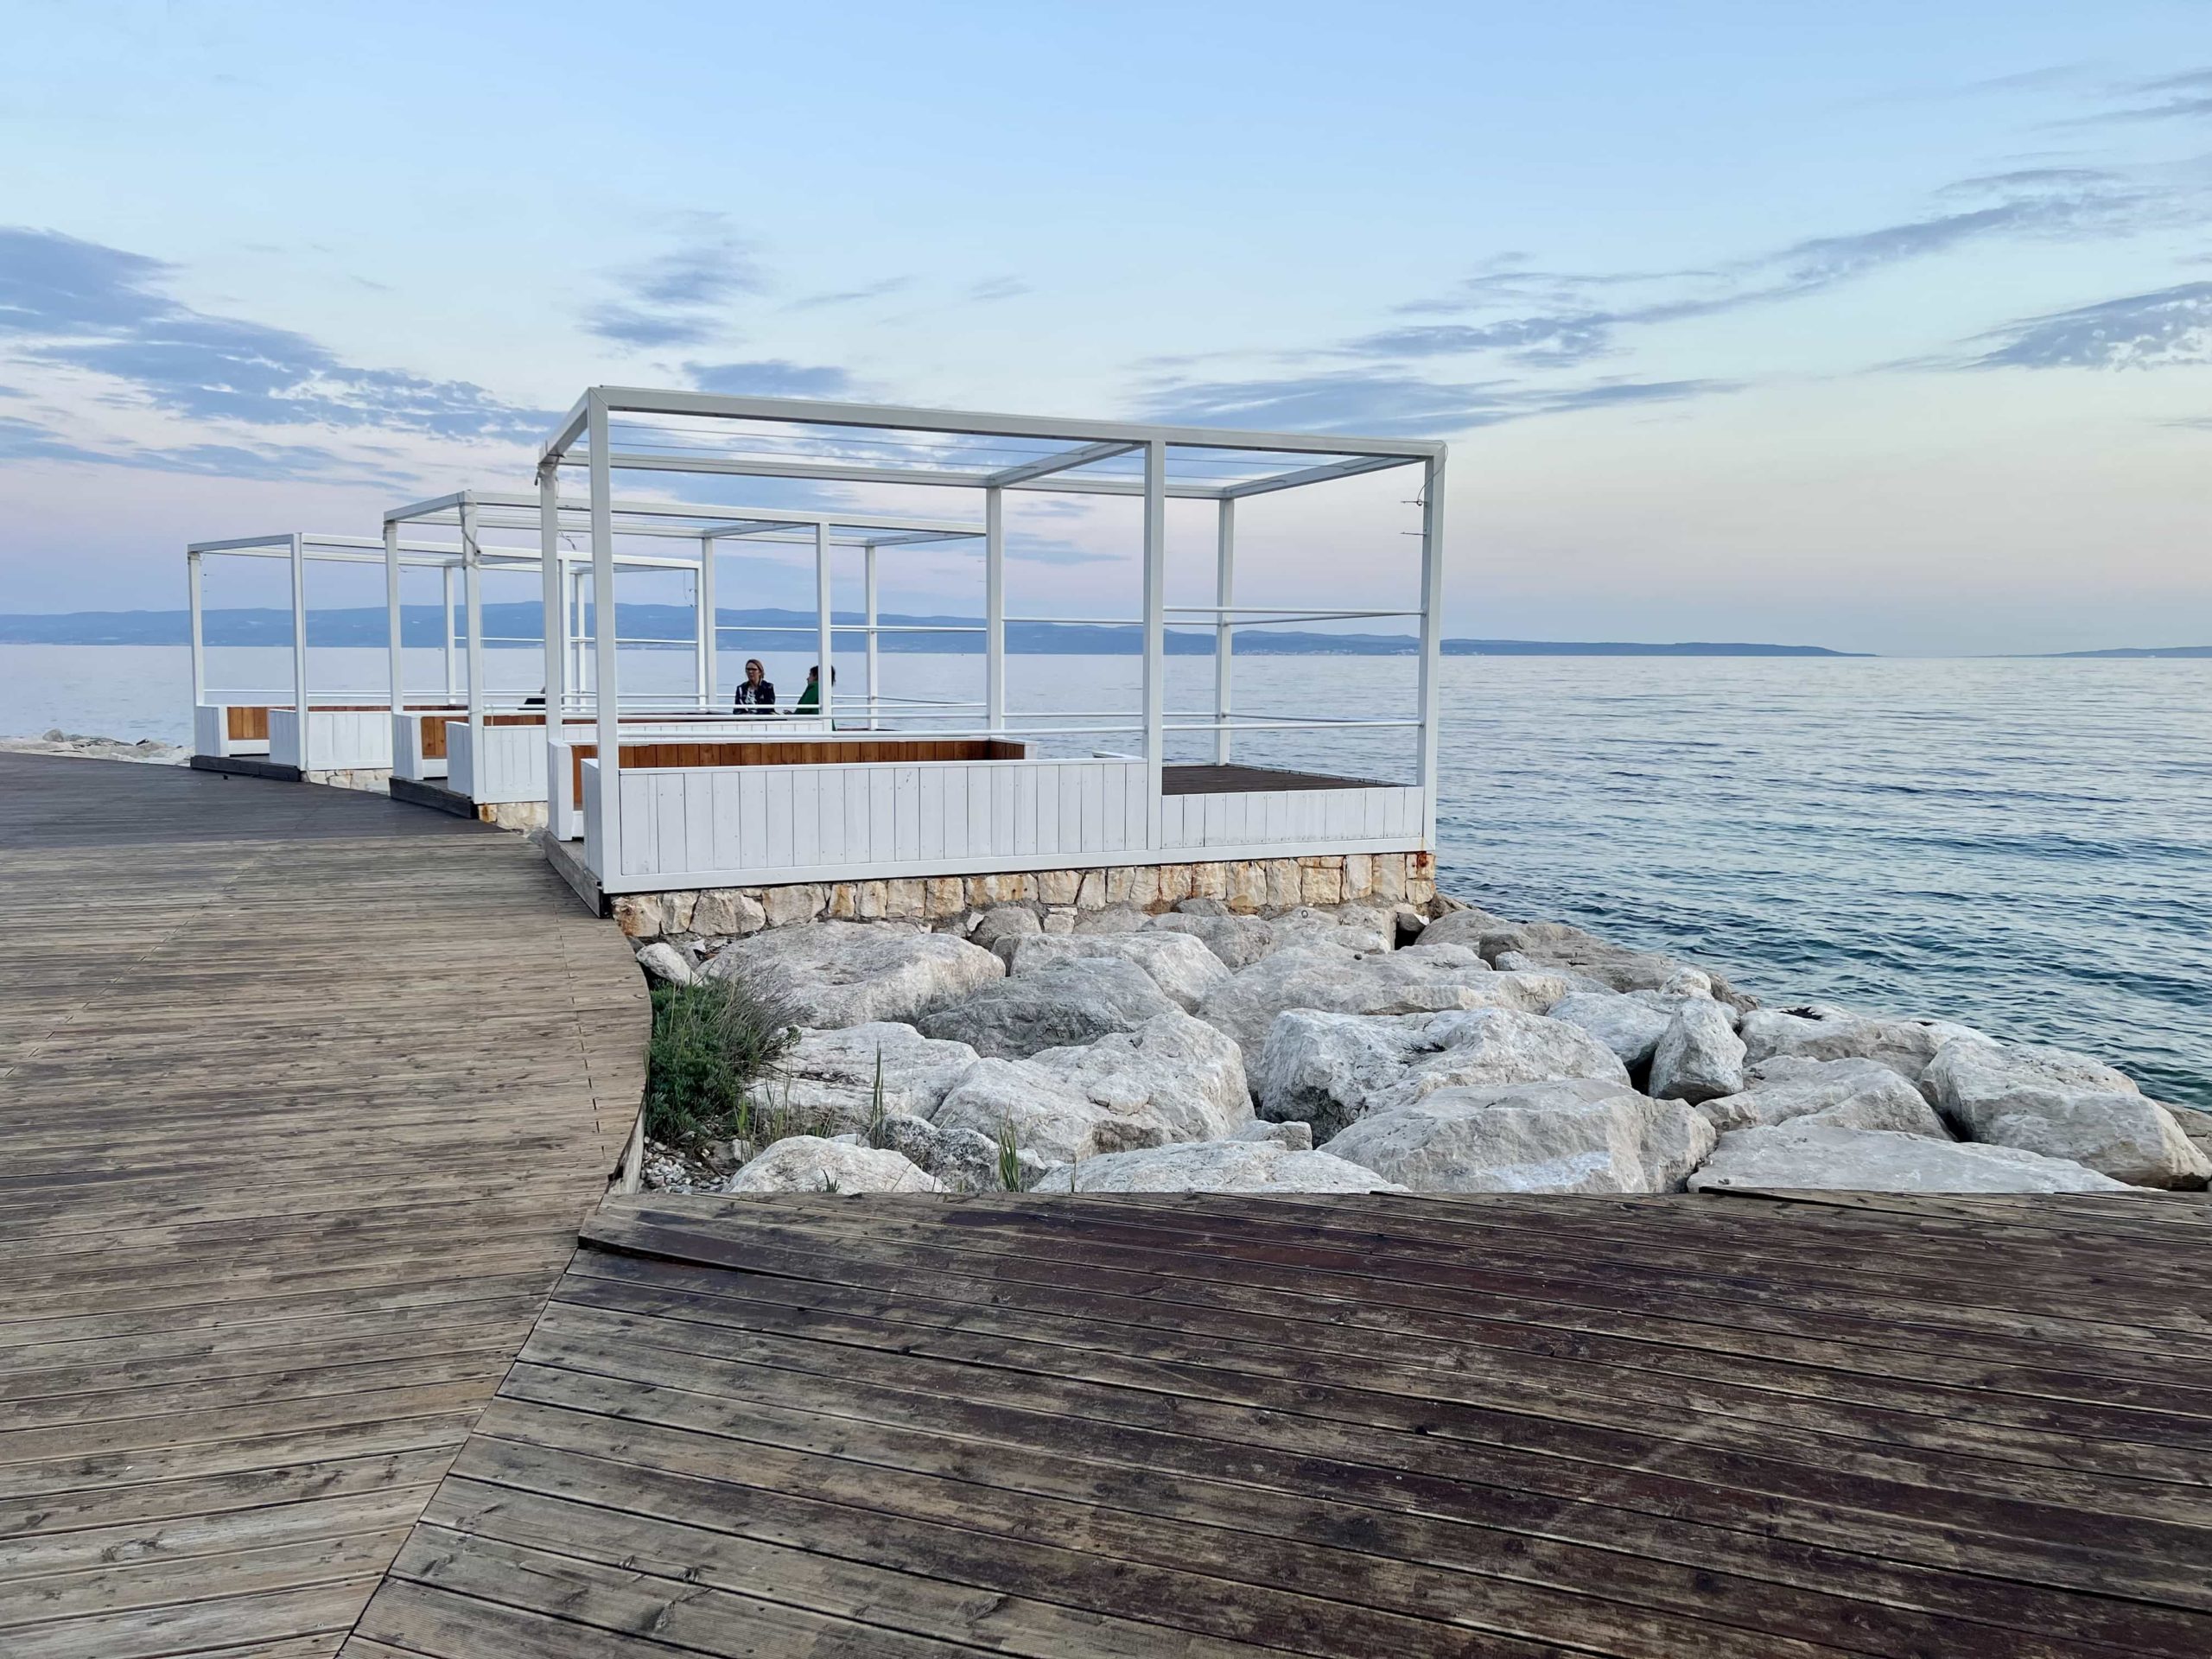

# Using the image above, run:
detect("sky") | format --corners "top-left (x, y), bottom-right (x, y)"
top-left (3, 1), bottom-right (2211, 652)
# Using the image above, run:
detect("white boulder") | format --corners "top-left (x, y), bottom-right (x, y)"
top-left (1146, 912), bottom-right (1276, 969)
top-left (1548, 991), bottom-right (1672, 1072)
top-left (1231, 1119), bottom-right (1314, 1151)
top-left (918, 957), bottom-right (1180, 1059)
top-left (1648, 999), bottom-right (1747, 1104)
top-left (1689, 1122), bottom-right (2132, 1195)
top-left (1700, 1056), bottom-right (1948, 1136)
top-left (772, 1022), bottom-right (982, 1133)
top-left (1738, 1005), bottom-right (1984, 1098)
top-left (1925, 1039), bottom-right (2211, 1189)
top-left (1009, 931), bottom-right (1230, 1012)
top-left (1027, 1009), bottom-right (1253, 1143)
top-left (1032, 1141), bottom-right (1406, 1194)
top-left (968, 905), bottom-right (1042, 963)
top-left (1197, 947), bottom-right (1568, 1071)
top-left (1256, 1006), bottom-right (1631, 1140)
top-left (1324, 1079), bottom-right (1716, 1194)
top-left (702, 921), bottom-right (1001, 1028)
top-left (721, 1135), bottom-right (946, 1194)
top-left (930, 1057), bottom-right (1165, 1164)
top-left (634, 941), bottom-right (694, 986)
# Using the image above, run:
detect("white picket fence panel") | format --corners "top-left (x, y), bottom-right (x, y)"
top-left (1158, 785), bottom-right (1424, 849)
top-left (268, 709), bottom-right (392, 772)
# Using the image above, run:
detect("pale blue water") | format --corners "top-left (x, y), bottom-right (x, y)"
top-left (6, 644), bottom-right (2207, 1105)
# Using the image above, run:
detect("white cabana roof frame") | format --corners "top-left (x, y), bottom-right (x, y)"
top-left (380, 487), bottom-right (988, 734)
top-left (535, 391), bottom-right (1448, 896)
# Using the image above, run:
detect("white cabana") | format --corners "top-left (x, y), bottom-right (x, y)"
top-left (535, 390), bottom-right (1446, 897)
top-left (185, 531), bottom-right (469, 776)
top-left (379, 490), bottom-right (986, 823)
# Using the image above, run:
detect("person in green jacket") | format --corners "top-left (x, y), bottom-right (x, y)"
top-left (792, 664), bottom-right (835, 715)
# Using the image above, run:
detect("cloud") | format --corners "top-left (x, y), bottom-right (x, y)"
top-left (0, 228), bottom-right (544, 456)
top-left (685, 359), bottom-right (855, 397)
top-left (1367, 171), bottom-right (2145, 371)
top-left (1139, 370), bottom-right (1734, 435)
top-left (1966, 281), bottom-right (2212, 369)
top-left (786, 276), bottom-right (911, 312)
top-left (584, 232), bottom-right (764, 346)
top-left (968, 276), bottom-right (1028, 302)
top-left (2069, 67), bottom-right (2212, 126)
top-left (1006, 533), bottom-right (1116, 566)
top-left (0, 412), bottom-right (414, 483)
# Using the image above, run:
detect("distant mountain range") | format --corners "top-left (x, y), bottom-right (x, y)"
top-left (0, 604), bottom-right (1867, 657)
top-left (2047, 645), bottom-right (2212, 658)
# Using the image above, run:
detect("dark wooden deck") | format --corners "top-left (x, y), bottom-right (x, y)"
top-left (1161, 763), bottom-right (1389, 794)
top-left (350, 1187), bottom-right (2212, 1658)
top-left (0, 753), bottom-right (648, 1657)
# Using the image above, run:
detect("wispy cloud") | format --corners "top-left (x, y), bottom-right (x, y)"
top-left (584, 230), bottom-right (764, 346)
top-left (0, 226), bottom-right (543, 443)
top-left (967, 276), bottom-right (1029, 303)
top-left (1364, 172), bottom-right (2144, 372)
top-left (2065, 67), bottom-right (2212, 127)
top-left (0, 412), bottom-right (414, 484)
top-left (685, 359), bottom-right (855, 397)
top-left (1140, 370), bottom-right (1734, 435)
top-left (1965, 280), bottom-right (2212, 369)
top-left (786, 276), bottom-right (911, 312)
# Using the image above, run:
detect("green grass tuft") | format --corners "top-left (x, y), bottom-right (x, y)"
top-left (643, 969), bottom-right (798, 1154)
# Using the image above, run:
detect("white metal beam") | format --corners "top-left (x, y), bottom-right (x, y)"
top-left (984, 486), bottom-right (1005, 734)
top-left (384, 521), bottom-right (403, 721)
top-left (863, 545), bottom-right (880, 729)
top-left (186, 552), bottom-right (205, 709)
top-left (565, 385), bottom-right (1446, 461)
top-left (1415, 453), bottom-right (1447, 853)
top-left (1141, 439), bottom-right (1166, 849)
top-left (982, 438), bottom-right (1141, 488)
top-left (461, 497), bottom-right (486, 763)
top-left (288, 532), bottom-right (308, 717)
top-left (588, 393), bottom-right (621, 875)
top-left (696, 534), bottom-right (716, 709)
top-left (538, 463), bottom-right (564, 797)
top-left (1219, 452), bottom-right (1421, 499)
top-left (814, 522), bottom-right (834, 728)
top-left (1213, 499), bottom-right (1234, 765)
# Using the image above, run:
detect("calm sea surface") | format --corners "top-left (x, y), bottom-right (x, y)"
top-left (7, 643), bottom-right (2208, 1106)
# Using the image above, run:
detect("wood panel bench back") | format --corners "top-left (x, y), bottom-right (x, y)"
top-left (568, 737), bottom-right (1029, 807)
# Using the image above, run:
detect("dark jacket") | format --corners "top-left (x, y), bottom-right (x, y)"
top-left (734, 679), bottom-right (777, 711)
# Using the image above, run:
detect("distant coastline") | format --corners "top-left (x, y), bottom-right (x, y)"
top-left (2047, 645), bottom-right (2212, 658)
top-left (0, 605), bottom-right (1867, 658)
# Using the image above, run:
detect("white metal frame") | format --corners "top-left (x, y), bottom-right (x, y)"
top-left (185, 531), bottom-right (469, 767)
top-left (536, 389), bottom-right (1447, 893)
top-left (381, 489), bottom-right (987, 808)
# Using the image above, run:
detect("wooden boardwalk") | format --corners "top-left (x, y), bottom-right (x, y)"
top-left (352, 1187), bottom-right (2212, 1659)
top-left (0, 754), bottom-right (648, 1657)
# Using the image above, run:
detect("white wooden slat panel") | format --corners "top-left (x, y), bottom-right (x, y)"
top-left (739, 772), bottom-right (769, 868)
top-left (992, 766), bottom-right (1017, 859)
top-left (683, 771), bottom-right (715, 869)
top-left (1157, 797), bottom-right (1185, 849)
top-left (619, 773), bottom-right (657, 878)
top-left (1056, 768), bottom-right (1081, 857)
top-left (710, 768), bottom-right (744, 870)
top-left (813, 769), bottom-right (843, 864)
top-left (1101, 767), bottom-right (1124, 851)
top-left (1128, 772), bottom-right (1149, 847)
top-left (762, 772), bottom-right (794, 868)
top-left (917, 767), bottom-right (944, 861)
top-left (969, 766), bottom-right (993, 855)
top-left (1035, 766), bottom-right (1060, 854)
top-left (1202, 792), bottom-right (1227, 846)
top-left (894, 766), bottom-right (921, 859)
top-left (1014, 767), bottom-right (1039, 856)
top-left (789, 770), bottom-right (824, 867)
top-left (657, 773), bottom-right (690, 874)
top-left (843, 769), bottom-right (872, 862)
top-left (868, 767), bottom-right (896, 864)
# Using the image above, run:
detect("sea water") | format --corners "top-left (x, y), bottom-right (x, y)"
top-left (6, 644), bottom-right (2207, 1105)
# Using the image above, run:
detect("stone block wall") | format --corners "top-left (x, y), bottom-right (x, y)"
top-left (303, 767), bottom-right (394, 793)
top-left (610, 850), bottom-right (1436, 944)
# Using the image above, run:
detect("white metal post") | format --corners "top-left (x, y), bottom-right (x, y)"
top-left (1213, 497), bottom-right (1235, 765)
top-left (461, 498), bottom-right (486, 762)
top-left (1141, 439), bottom-right (1166, 846)
top-left (384, 521), bottom-right (403, 722)
top-left (588, 396), bottom-right (621, 874)
top-left (538, 466), bottom-right (565, 810)
top-left (863, 543), bottom-right (880, 729)
top-left (696, 534), bottom-right (717, 710)
top-left (186, 551), bottom-right (206, 710)
top-left (289, 531), bottom-right (308, 722)
top-left (984, 485), bottom-right (1005, 734)
top-left (442, 564), bottom-right (458, 700)
top-left (1414, 453), bottom-right (1447, 850)
top-left (813, 521), bottom-right (834, 727)
top-left (567, 566), bottom-right (584, 701)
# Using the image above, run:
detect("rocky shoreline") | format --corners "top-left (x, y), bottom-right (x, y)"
top-left (636, 891), bottom-right (2212, 1198)
top-left (1, 729), bottom-right (188, 765)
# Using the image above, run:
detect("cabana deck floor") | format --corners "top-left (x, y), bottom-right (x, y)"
top-left (347, 1186), bottom-right (2212, 1659)
top-left (1161, 761), bottom-right (1392, 794)
top-left (0, 753), bottom-right (647, 1657)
